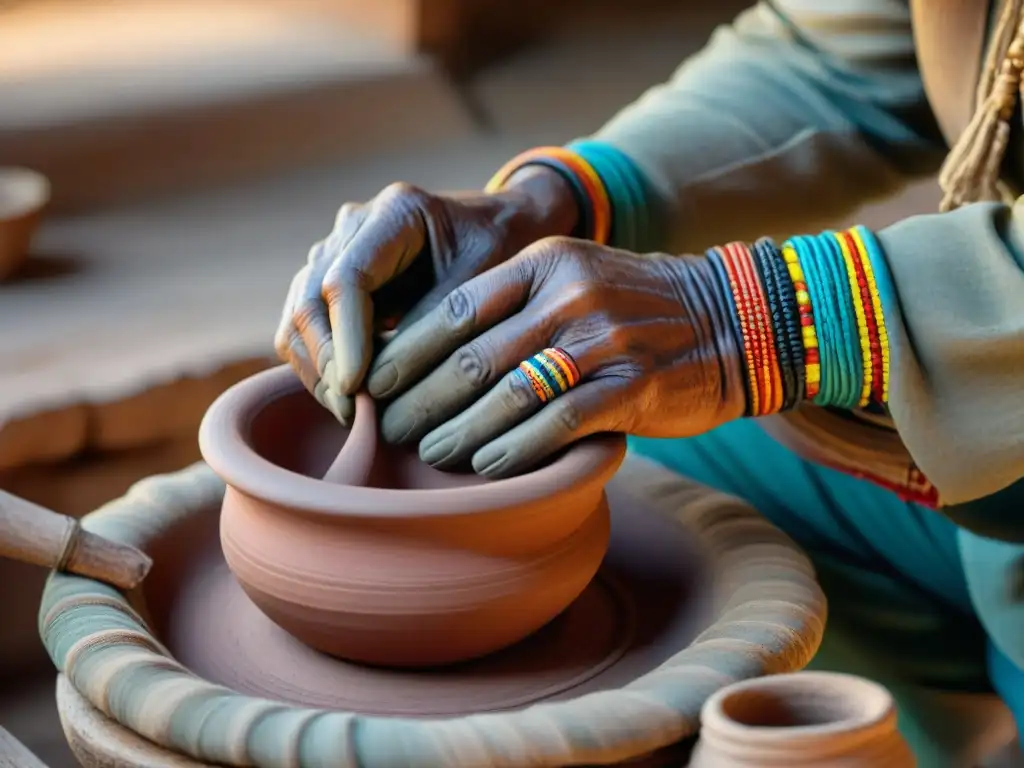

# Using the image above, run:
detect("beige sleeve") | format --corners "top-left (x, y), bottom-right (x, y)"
top-left (593, 0), bottom-right (945, 253)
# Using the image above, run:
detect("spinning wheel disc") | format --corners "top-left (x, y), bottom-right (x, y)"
top-left (42, 456), bottom-right (826, 767)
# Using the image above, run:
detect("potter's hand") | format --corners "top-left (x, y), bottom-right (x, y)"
top-left (366, 238), bottom-right (746, 477)
top-left (274, 169), bottom-right (577, 423)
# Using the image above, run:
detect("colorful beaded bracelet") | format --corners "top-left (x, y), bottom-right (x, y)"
top-left (486, 147), bottom-right (611, 244)
top-left (706, 227), bottom-right (893, 416)
top-left (485, 141), bottom-right (654, 251)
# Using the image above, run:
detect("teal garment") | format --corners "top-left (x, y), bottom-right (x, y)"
top-left (629, 422), bottom-right (1024, 761)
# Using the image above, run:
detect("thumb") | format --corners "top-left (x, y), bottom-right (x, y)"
top-left (321, 200), bottom-right (427, 395)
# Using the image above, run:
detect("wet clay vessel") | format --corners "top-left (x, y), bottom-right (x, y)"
top-left (41, 455), bottom-right (827, 767)
top-left (198, 365), bottom-right (625, 667)
top-left (691, 671), bottom-right (914, 767)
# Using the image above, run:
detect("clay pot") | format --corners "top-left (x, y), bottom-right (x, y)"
top-left (0, 167), bottom-right (49, 281)
top-left (691, 672), bottom-right (914, 767)
top-left (198, 365), bottom-right (625, 668)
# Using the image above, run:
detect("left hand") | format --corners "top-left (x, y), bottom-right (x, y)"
top-left (365, 236), bottom-right (746, 478)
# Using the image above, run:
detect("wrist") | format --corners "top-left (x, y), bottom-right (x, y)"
top-left (704, 228), bottom-right (892, 418)
top-left (680, 254), bottom-right (749, 423)
top-left (486, 142), bottom-right (656, 252)
top-left (499, 166), bottom-right (579, 240)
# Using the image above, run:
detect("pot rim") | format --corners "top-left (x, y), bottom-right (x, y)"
top-left (199, 365), bottom-right (626, 518)
top-left (700, 671), bottom-right (896, 742)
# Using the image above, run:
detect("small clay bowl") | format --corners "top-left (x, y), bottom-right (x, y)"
top-left (0, 167), bottom-right (49, 281)
top-left (199, 365), bottom-right (626, 668)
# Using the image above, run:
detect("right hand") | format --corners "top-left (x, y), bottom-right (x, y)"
top-left (274, 167), bottom-right (578, 424)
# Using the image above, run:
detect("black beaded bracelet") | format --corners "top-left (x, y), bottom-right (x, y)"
top-left (706, 245), bottom-right (754, 416)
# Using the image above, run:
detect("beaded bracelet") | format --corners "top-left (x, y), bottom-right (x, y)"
top-left (782, 241), bottom-right (820, 400)
top-left (754, 238), bottom-right (804, 410)
top-left (486, 147), bottom-right (611, 244)
top-left (568, 140), bottom-right (654, 252)
top-left (707, 246), bottom-right (752, 414)
top-left (711, 241), bottom-right (788, 416)
top-left (706, 227), bottom-right (893, 416)
top-left (485, 141), bottom-right (654, 251)
top-left (851, 226), bottom-right (892, 404)
top-left (788, 228), bottom-right (892, 412)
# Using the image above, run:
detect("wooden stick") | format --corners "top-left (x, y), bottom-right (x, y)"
top-left (0, 488), bottom-right (151, 591)
top-left (0, 727), bottom-right (50, 768)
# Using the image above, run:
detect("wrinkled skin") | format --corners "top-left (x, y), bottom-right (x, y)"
top-left (277, 170), bottom-right (744, 477)
top-left (274, 169), bottom-right (576, 423)
top-left (367, 238), bottom-right (746, 477)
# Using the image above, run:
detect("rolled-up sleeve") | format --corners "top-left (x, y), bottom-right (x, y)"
top-left (592, 1), bottom-right (1024, 510)
top-left (594, 0), bottom-right (945, 253)
top-left (879, 203), bottom-right (1024, 509)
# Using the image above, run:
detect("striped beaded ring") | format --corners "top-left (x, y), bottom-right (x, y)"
top-left (514, 348), bottom-right (581, 404)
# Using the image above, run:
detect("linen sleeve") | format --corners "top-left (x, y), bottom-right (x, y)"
top-left (589, 1), bottom-right (1024, 509)
top-left (592, 0), bottom-right (946, 254)
top-left (877, 202), bottom-right (1024, 512)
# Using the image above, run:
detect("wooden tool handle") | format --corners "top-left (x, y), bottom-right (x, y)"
top-left (0, 489), bottom-right (151, 590)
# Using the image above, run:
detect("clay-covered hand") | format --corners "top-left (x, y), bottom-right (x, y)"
top-left (274, 169), bottom-right (577, 423)
top-left (366, 237), bottom-right (747, 477)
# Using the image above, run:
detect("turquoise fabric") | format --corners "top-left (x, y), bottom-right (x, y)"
top-left (629, 422), bottom-right (1024, 761)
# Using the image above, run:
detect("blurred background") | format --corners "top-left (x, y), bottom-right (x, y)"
top-left (0, 1), bottom-right (940, 765)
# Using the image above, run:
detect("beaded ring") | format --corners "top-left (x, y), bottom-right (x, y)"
top-left (514, 348), bottom-right (581, 404)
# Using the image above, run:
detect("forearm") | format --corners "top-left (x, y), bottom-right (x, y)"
top-left (591, 1), bottom-right (944, 253)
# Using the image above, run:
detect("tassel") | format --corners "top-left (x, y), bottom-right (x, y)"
top-left (939, 0), bottom-right (1024, 211)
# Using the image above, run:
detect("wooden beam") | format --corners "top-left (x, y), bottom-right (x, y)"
top-left (289, 0), bottom-right (553, 73)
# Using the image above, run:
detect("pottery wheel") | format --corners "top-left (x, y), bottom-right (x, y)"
top-left (164, 484), bottom-right (709, 716)
top-left (42, 456), bottom-right (827, 768)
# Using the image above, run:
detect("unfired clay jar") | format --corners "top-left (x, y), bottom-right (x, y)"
top-left (0, 167), bottom-right (49, 281)
top-left (198, 365), bottom-right (625, 667)
top-left (690, 671), bottom-right (915, 767)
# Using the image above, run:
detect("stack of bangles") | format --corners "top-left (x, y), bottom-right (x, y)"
top-left (485, 140), bottom-right (655, 253)
top-left (705, 226), bottom-right (894, 417)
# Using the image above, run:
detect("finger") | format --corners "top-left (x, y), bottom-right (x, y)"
top-left (378, 312), bottom-right (547, 445)
top-left (274, 264), bottom-right (325, 389)
top-left (274, 267), bottom-right (307, 363)
top-left (322, 188), bottom-right (428, 395)
top-left (293, 243), bottom-right (337, 384)
top-left (417, 344), bottom-right (594, 469)
top-left (366, 253), bottom-right (540, 400)
top-left (471, 378), bottom-right (624, 479)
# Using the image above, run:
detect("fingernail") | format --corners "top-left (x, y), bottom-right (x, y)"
top-left (420, 434), bottom-right (457, 466)
top-left (322, 359), bottom-right (340, 394)
top-left (368, 362), bottom-right (398, 398)
top-left (324, 390), bottom-right (354, 426)
top-left (473, 449), bottom-right (509, 478)
top-left (313, 379), bottom-right (330, 407)
top-left (381, 406), bottom-right (417, 445)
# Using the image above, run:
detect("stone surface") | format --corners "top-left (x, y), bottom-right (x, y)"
top-left (0, 0), bottom-right (478, 213)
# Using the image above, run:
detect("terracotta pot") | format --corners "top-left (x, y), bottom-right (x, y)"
top-left (691, 672), bottom-right (915, 767)
top-left (0, 167), bottom-right (49, 281)
top-left (198, 365), bottom-right (625, 667)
